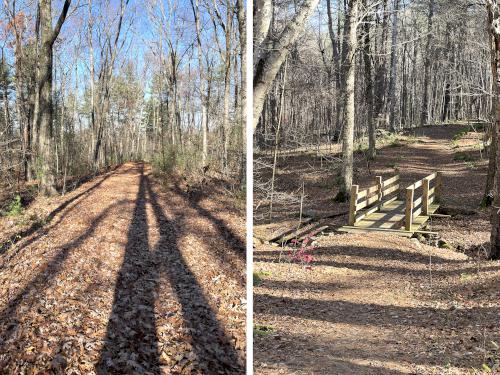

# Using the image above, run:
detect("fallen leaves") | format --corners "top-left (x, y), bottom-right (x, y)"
top-left (0, 163), bottom-right (245, 374)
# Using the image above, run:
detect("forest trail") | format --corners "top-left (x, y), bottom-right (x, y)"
top-left (254, 125), bottom-right (500, 374)
top-left (255, 125), bottom-right (490, 249)
top-left (0, 163), bottom-right (245, 374)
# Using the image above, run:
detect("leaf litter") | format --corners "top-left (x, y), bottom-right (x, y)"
top-left (0, 162), bottom-right (245, 374)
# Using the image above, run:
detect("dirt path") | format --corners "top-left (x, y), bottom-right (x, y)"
top-left (254, 233), bottom-right (500, 374)
top-left (0, 163), bottom-right (245, 374)
top-left (254, 125), bottom-right (500, 374)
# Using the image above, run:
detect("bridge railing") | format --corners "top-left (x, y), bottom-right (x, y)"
top-left (405, 172), bottom-right (442, 231)
top-left (348, 174), bottom-right (400, 226)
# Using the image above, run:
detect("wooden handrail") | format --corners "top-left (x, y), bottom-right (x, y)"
top-left (348, 174), bottom-right (399, 226)
top-left (346, 172), bottom-right (442, 232)
top-left (405, 171), bottom-right (442, 230)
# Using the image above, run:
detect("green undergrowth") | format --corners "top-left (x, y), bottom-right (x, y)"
top-left (2, 195), bottom-right (23, 217)
top-left (453, 128), bottom-right (469, 142)
top-left (473, 340), bottom-right (499, 374)
top-left (254, 324), bottom-right (275, 337)
top-left (453, 152), bottom-right (476, 163)
top-left (253, 270), bottom-right (271, 286)
top-left (151, 147), bottom-right (200, 176)
top-left (388, 139), bottom-right (404, 148)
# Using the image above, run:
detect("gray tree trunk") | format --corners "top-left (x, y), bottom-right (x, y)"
top-left (362, 0), bottom-right (375, 159)
top-left (388, 0), bottom-right (400, 132)
top-left (236, 0), bottom-right (246, 181)
top-left (37, 0), bottom-right (71, 196)
top-left (222, 3), bottom-right (233, 174)
top-left (487, 0), bottom-right (500, 259)
top-left (253, 0), bottom-right (320, 129)
top-left (374, 0), bottom-right (389, 127)
top-left (326, 0), bottom-right (342, 130)
top-left (420, 0), bottom-right (434, 126)
top-left (1, 56), bottom-right (10, 137)
top-left (190, 0), bottom-right (209, 167)
top-left (254, 0), bottom-right (272, 48)
top-left (340, 0), bottom-right (359, 198)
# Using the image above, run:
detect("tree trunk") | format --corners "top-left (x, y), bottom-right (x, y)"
top-left (441, 82), bottom-right (451, 122)
top-left (420, 0), bottom-right (434, 126)
top-left (363, 1), bottom-right (375, 159)
top-left (222, 3), bottom-right (233, 174)
top-left (1, 51), bottom-right (11, 137)
top-left (388, 0), bottom-right (400, 132)
top-left (37, 0), bottom-right (71, 196)
top-left (190, 0), bottom-right (209, 167)
top-left (339, 0), bottom-right (359, 198)
top-left (88, 0), bottom-right (97, 164)
top-left (484, 123), bottom-right (497, 207)
top-left (374, 0), bottom-right (389, 127)
top-left (236, 0), bottom-right (246, 182)
top-left (254, 0), bottom-right (272, 48)
top-left (484, 2), bottom-right (499, 208)
top-left (253, 0), bottom-right (320, 129)
top-left (92, 0), bottom-right (128, 170)
top-left (326, 0), bottom-right (342, 131)
top-left (487, 0), bottom-right (500, 259)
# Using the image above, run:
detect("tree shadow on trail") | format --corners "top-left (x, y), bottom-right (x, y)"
top-left (256, 293), bottom-right (497, 330)
top-left (0, 199), bottom-right (127, 350)
top-left (172, 184), bottom-right (245, 256)
top-left (96, 165), bottom-right (160, 373)
top-left (149, 175), bottom-right (243, 373)
top-left (97, 166), bottom-right (243, 374)
top-left (171, 184), bottom-right (246, 284)
top-left (0, 167), bottom-right (120, 260)
top-left (254, 329), bottom-right (450, 374)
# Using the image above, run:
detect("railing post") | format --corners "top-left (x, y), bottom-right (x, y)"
top-left (349, 185), bottom-right (359, 226)
top-left (376, 176), bottom-right (383, 201)
top-left (405, 187), bottom-right (414, 231)
top-left (423, 177), bottom-right (430, 215)
top-left (435, 171), bottom-right (442, 203)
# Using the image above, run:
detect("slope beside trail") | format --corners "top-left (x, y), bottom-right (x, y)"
top-left (254, 125), bottom-right (500, 374)
top-left (0, 162), bottom-right (246, 374)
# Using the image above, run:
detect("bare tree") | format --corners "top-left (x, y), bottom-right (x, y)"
top-left (236, 0), bottom-right (246, 179)
top-left (90, 0), bottom-right (130, 170)
top-left (420, 0), bottom-right (434, 126)
top-left (388, 0), bottom-right (400, 132)
top-left (253, 0), bottom-right (320, 129)
top-left (339, 0), bottom-right (360, 199)
top-left (190, 0), bottom-right (209, 167)
top-left (36, 0), bottom-right (71, 195)
top-left (362, 0), bottom-right (375, 159)
top-left (488, 0), bottom-right (500, 260)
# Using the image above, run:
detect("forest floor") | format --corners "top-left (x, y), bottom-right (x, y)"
top-left (0, 162), bottom-right (246, 374)
top-left (254, 124), bottom-right (500, 374)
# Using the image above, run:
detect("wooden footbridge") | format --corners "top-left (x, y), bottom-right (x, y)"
top-left (338, 172), bottom-right (443, 237)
